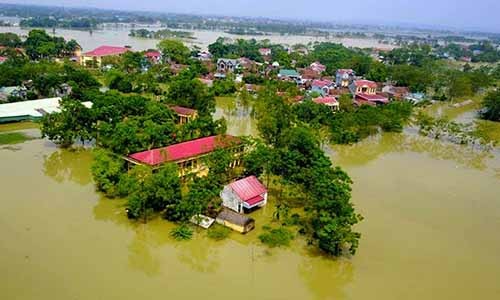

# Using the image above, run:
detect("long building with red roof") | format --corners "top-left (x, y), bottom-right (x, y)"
top-left (80, 45), bottom-right (130, 67)
top-left (125, 135), bottom-right (243, 177)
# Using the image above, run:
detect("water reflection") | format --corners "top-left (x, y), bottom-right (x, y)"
top-left (175, 235), bottom-right (221, 273)
top-left (214, 97), bottom-right (258, 137)
top-left (299, 256), bottom-right (354, 300)
top-left (43, 148), bottom-right (93, 185)
top-left (128, 226), bottom-right (162, 277)
top-left (329, 132), bottom-right (496, 171)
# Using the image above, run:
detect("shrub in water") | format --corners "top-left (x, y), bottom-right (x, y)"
top-left (258, 226), bottom-right (294, 248)
top-left (170, 224), bottom-right (193, 241)
top-left (207, 224), bottom-right (231, 241)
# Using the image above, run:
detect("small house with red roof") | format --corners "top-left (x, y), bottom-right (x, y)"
top-left (311, 79), bottom-right (334, 96)
top-left (259, 48), bottom-right (272, 57)
top-left (144, 50), bottom-right (162, 64)
top-left (169, 105), bottom-right (198, 124)
top-left (0, 56), bottom-right (7, 64)
top-left (80, 45), bottom-right (129, 67)
top-left (221, 176), bottom-right (268, 213)
top-left (336, 69), bottom-right (355, 88)
top-left (125, 135), bottom-right (243, 177)
top-left (310, 61), bottom-right (327, 74)
top-left (313, 96), bottom-right (339, 111)
top-left (350, 80), bottom-right (389, 106)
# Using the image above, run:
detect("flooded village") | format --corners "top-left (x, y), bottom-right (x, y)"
top-left (1, 2), bottom-right (500, 300)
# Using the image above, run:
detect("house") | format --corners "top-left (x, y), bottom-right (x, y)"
top-left (0, 56), bottom-right (7, 64)
top-left (238, 57), bottom-right (255, 71)
top-left (313, 96), bottom-right (339, 111)
top-left (0, 86), bottom-right (28, 101)
top-left (336, 69), bottom-right (355, 88)
top-left (259, 48), bottom-right (272, 56)
top-left (144, 50), bottom-right (162, 64)
top-left (382, 85), bottom-right (410, 100)
top-left (311, 79), bottom-right (334, 96)
top-left (0, 97), bottom-right (92, 123)
top-left (196, 51), bottom-right (212, 61)
top-left (51, 83), bottom-right (73, 98)
top-left (216, 208), bottom-right (255, 233)
top-left (169, 105), bottom-right (198, 124)
top-left (278, 69), bottom-right (301, 82)
top-left (405, 92), bottom-right (426, 104)
top-left (221, 176), bottom-right (268, 214)
top-left (125, 135), bottom-right (243, 177)
top-left (310, 61), bottom-right (326, 74)
top-left (217, 58), bottom-right (240, 74)
top-left (350, 80), bottom-right (389, 106)
top-left (80, 45), bottom-right (129, 67)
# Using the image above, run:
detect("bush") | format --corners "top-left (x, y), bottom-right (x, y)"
top-left (170, 224), bottom-right (193, 241)
top-left (207, 224), bottom-right (231, 240)
top-left (258, 226), bottom-right (294, 248)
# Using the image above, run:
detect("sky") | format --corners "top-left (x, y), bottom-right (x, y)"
top-left (3, 0), bottom-right (500, 32)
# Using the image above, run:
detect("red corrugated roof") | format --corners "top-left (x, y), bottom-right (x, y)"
top-left (83, 46), bottom-right (129, 57)
top-left (312, 79), bottom-right (333, 87)
top-left (145, 51), bottom-right (161, 58)
top-left (128, 135), bottom-right (240, 166)
top-left (354, 80), bottom-right (378, 88)
top-left (355, 93), bottom-right (389, 103)
top-left (230, 176), bottom-right (267, 202)
top-left (170, 105), bottom-right (197, 116)
top-left (245, 195), bottom-right (265, 206)
top-left (313, 96), bottom-right (338, 105)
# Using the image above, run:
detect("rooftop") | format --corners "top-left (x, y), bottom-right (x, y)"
top-left (169, 105), bottom-right (197, 116)
top-left (313, 96), bottom-right (338, 105)
top-left (355, 93), bottom-right (389, 103)
top-left (128, 135), bottom-right (240, 166)
top-left (337, 69), bottom-right (354, 75)
top-left (0, 56), bottom-right (7, 63)
top-left (312, 79), bottom-right (333, 87)
top-left (83, 46), bottom-right (129, 57)
top-left (145, 50), bottom-right (161, 58)
top-left (279, 69), bottom-right (300, 77)
top-left (353, 80), bottom-right (378, 88)
top-left (229, 176), bottom-right (267, 202)
top-left (217, 209), bottom-right (254, 226)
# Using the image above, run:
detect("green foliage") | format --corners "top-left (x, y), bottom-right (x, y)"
top-left (170, 224), bottom-right (194, 241)
top-left (166, 76), bottom-right (216, 115)
top-left (207, 224), bottom-right (231, 241)
top-left (0, 132), bottom-right (32, 145)
top-left (40, 97), bottom-right (94, 147)
top-left (24, 29), bottom-right (79, 60)
top-left (125, 164), bottom-right (182, 220)
top-left (481, 90), bottom-right (500, 121)
top-left (258, 226), bottom-right (294, 248)
top-left (90, 149), bottom-right (126, 197)
top-left (211, 78), bottom-right (237, 96)
top-left (0, 32), bottom-right (22, 47)
top-left (157, 39), bottom-right (190, 64)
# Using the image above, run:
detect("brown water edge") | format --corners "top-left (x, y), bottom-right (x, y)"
top-left (1, 129), bottom-right (500, 299)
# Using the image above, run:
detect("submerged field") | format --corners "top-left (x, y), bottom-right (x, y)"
top-left (1, 99), bottom-right (500, 299)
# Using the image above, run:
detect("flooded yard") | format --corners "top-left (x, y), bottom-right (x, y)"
top-left (1, 99), bottom-right (500, 299)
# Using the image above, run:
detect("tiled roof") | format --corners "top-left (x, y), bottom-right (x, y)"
top-left (279, 69), bottom-right (300, 77)
top-left (128, 135), bottom-right (240, 166)
top-left (312, 79), bottom-right (333, 87)
top-left (229, 176), bottom-right (267, 202)
top-left (313, 96), bottom-right (338, 105)
top-left (355, 93), bottom-right (389, 103)
top-left (83, 46), bottom-right (129, 57)
top-left (353, 80), bottom-right (377, 88)
top-left (169, 105), bottom-right (197, 116)
top-left (337, 69), bottom-right (354, 75)
top-left (145, 51), bottom-right (161, 58)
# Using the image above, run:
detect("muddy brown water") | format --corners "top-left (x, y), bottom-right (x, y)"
top-left (1, 101), bottom-right (500, 299)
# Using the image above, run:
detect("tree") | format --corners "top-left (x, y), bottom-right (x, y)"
top-left (0, 32), bottom-right (22, 47)
top-left (91, 149), bottom-right (125, 197)
top-left (40, 98), bottom-right (94, 147)
top-left (166, 77), bottom-right (215, 115)
top-left (481, 90), bottom-right (500, 121)
top-left (157, 39), bottom-right (190, 64)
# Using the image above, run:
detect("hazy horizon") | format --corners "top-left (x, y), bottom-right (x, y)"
top-left (2, 0), bottom-right (499, 33)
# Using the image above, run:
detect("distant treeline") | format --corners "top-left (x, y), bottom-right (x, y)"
top-left (20, 17), bottom-right (96, 29)
top-left (129, 29), bottom-right (195, 40)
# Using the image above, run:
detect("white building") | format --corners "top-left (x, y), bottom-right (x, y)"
top-left (221, 176), bottom-right (268, 214)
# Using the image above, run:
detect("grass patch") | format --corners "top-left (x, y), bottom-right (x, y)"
top-left (170, 224), bottom-right (193, 241)
top-left (207, 224), bottom-right (231, 241)
top-left (0, 132), bottom-right (33, 145)
top-left (258, 225), bottom-right (294, 248)
top-left (473, 120), bottom-right (500, 145)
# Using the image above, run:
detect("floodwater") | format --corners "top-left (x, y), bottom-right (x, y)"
top-left (0, 25), bottom-right (393, 52)
top-left (1, 100), bottom-right (500, 299)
